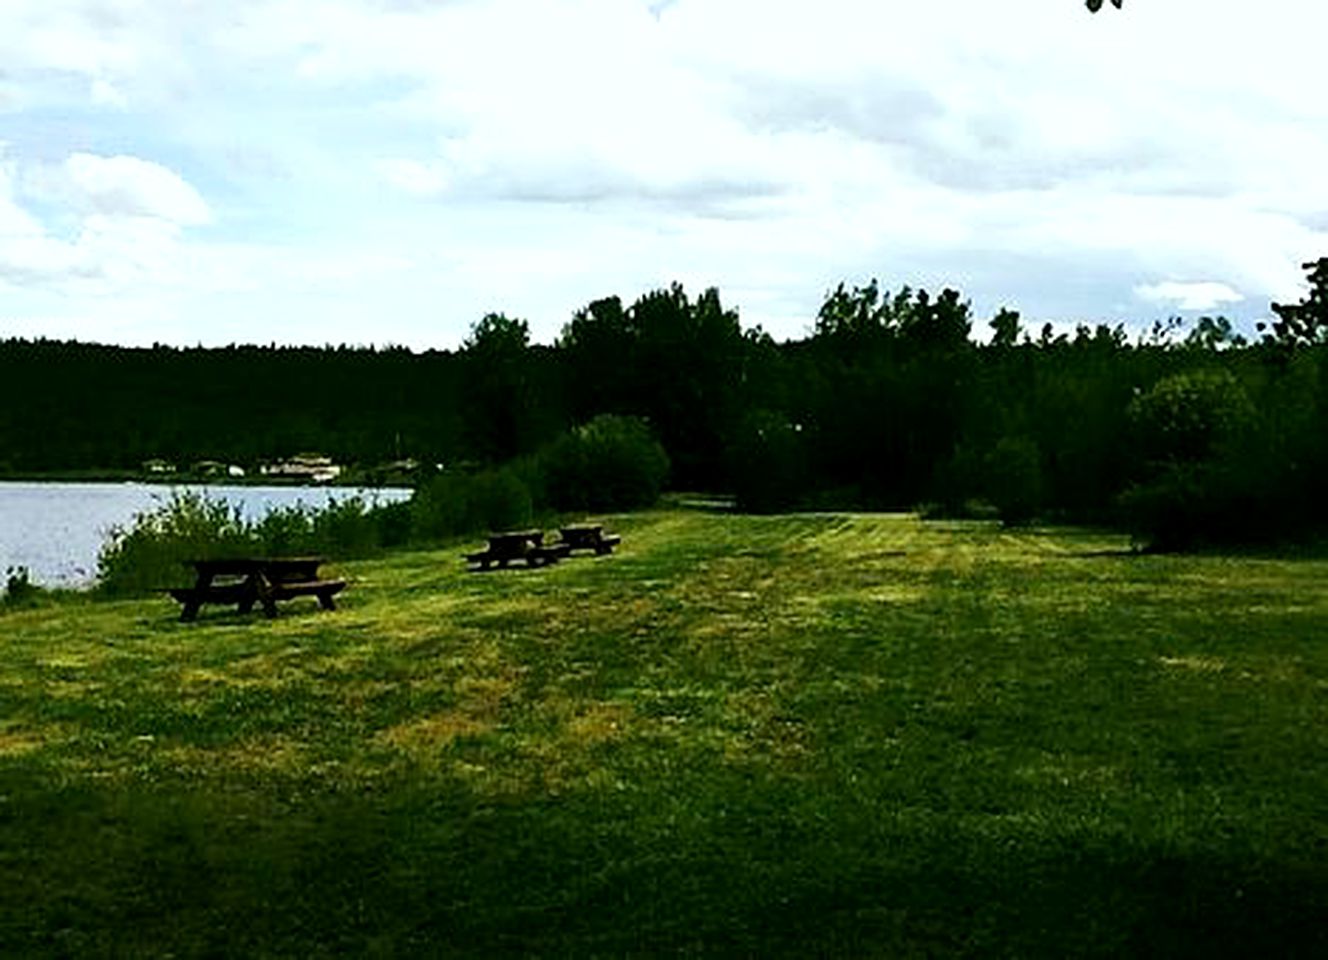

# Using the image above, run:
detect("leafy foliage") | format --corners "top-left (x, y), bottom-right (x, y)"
top-left (410, 466), bottom-right (535, 541)
top-left (1268, 257), bottom-right (1328, 347)
top-left (3, 565), bottom-right (44, 609)
top-left (730, 410), bottom-right (810, 513)
top-left (1126, 368), bottom-right (1254, 467)
top-left (98, 493), bottom-right (252, 596)
top-left (6, 264), bottom-right (1328, 550)
top-left (96, 492), bottom-right (398, 595)
top-left (536, 414), bottom-right (669, 513)
top-left (983, 435), bottom-right (1044, 526)
top-left (1120, 370), bottom-right (1259, 550)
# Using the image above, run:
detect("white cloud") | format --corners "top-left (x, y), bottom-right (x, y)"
top-left (1134, 281), bottom-right (1246, 312)
top-left (1, 150), bottom-right (211, 298)
top-left (90, 77), bottom-right (128, 108)
top-left (62, 153), bottom-right (210, 225)
top-left (2, 1), bottom-right (1328, 346)
top-left (375, 159), bottom-right (448, 197)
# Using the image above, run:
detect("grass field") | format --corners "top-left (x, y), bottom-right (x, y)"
top-left (2, 510), bottom-right (1326, 957)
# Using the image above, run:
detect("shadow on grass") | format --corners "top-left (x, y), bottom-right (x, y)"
top-left (3, 771), bottom-right (1323, 958)
top-left (1067, 548), bottom-right (1143, 558)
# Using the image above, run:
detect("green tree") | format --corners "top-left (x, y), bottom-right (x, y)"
top-left (559, 284), bottom-right (744, 487)
top-left (1127, 368), bottom-right (1253, 467)
top-left (983, 436), bottom-right (1044, 526)
top-left (1120, 369), bottom-right (1257, 550)
top-left (1267, 258), bottom-right (1328, 348)
top-left (989, 308), bottom-right (1023, 349)
top-left (459, 313), bottom-right (554, 463)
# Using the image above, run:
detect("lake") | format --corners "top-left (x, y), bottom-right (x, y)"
top-left (0, 481), bottom-right (413, 589)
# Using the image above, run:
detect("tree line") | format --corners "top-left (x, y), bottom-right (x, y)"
top-left (3, 257), bottom-right (1326, 549)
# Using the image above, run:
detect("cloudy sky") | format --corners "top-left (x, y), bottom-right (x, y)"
top-left (2, 0), bottom-right (1326, 349)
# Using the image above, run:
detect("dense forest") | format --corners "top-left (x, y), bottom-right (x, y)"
top-left (3, 257), bottom-right (1326, 548)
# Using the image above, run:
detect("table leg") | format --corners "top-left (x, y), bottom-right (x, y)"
top-left (254, 573), bottom-right (278, 618)
top-left (230, 573), bottom-right (257, 614)
top-left (180, 571), bottom-right (215, 622)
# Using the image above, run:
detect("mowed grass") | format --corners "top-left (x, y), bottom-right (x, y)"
top-left (2, 511), bottom-right (1326, 957)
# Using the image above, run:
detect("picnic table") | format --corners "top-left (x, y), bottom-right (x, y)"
top-left (557, 524), bottom-right (622, 555)
top-left (169, 557), bottom-right (346, 622)
top-left (464, 530), bottom-right (570, 570)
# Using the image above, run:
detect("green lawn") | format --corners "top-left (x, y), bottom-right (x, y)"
top-left (2, 511), bottom-right (1325, 956)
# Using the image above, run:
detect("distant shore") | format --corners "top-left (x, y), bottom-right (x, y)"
top-left (0, 469), bottom-right (415, 489)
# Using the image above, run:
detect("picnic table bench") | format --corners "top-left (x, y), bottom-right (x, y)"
top-left (557, 524), bottom-right (622, 555)
top-left (169, 557), bottom-right (346, 622)
top-left (464, 530), bottom-right (570, 570)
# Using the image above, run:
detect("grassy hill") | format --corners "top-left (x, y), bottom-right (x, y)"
top-left (2, 511), bottom-right (1325, 956)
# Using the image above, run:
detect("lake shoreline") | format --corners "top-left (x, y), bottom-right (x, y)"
top-left (0, 469), bottom-right (414, 490)
top-left (0, 480), bottom-right (414, 589)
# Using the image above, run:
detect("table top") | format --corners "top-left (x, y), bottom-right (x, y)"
top-left (188, 556), bottom-right (325, 573)
top-left (488, 530), bottom-right (543, 543)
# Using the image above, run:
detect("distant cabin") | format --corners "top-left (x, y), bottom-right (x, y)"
top-left (261, 454), bottom-right (342, 484)
top-left (192, 460), bottom-right (247, 479)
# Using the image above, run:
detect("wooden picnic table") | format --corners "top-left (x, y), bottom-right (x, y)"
top-left (557, 524), bottom-right (622, 555)
top-left (464, 530), bottom-right (569, 570)
top-left (169, 557), bottom-right (346, 622)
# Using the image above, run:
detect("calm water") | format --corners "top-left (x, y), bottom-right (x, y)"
top-left (0, 481), bottom-right (412, 588)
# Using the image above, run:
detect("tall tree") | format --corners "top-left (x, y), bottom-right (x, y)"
top-left (459, 314), bottom-right (543, 463)
top-left (1268, 258), bottom-right (1328, 347)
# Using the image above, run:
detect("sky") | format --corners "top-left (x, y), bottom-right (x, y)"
top-left (1, 0), bottom-right (1327, 350)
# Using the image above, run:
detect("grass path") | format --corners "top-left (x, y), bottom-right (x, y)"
top-left (2, 511), bottom-right (1326, 956)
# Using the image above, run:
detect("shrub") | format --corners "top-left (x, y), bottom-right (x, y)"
top-left (1117, 462), bottom-right (1267, 551)
top-left (374, 499), bottom-right (415, 548)
top-left (1126, 368), bottom-right (1253, 468)
top-left (537, 415), bottom-right (669, 513)
top-left (730, 411), bottom-right (808, 513)
top-left (97, 492), bottom-right (252, 596)
top-left (97, 492), bottom-right (400, 596)
top-left (410, 466), bottom-right (534, 539)
top-left (1120, 369), bottom-right (1259, 550)
top-left (469, 468), bottom-right (534, 531)
top-left (310, 497), bottom-right (380, 556)
top-left (411, 471), bottom-right (475, 541)
top-left (3, 566), bottom-right (43, 609)
top-left (252, 503), bottom-right (318, 556)
top-left (983, 436), bottom-right (1043, 526)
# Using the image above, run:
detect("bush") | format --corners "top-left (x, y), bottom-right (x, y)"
top-left (730, 412), bottom-right (808, 513)
top-left (374, 499), bottom-right (415, 548)
top-left (310, 497), bottom-right (380, 555)
top-left (411, 472), bottom-right (475, 541)
top-left (1118, 462), bottom-right (1267, 551)
top-left (1127, 368), bottom-right (1254, 468)
top-left (252, 503), bottom-right (318, 556)
top-left (411, 466), bottom-right (534, 539)
top-left (469, 468), bottom-right (534, 531)
top-left (983, 436), bottom-right (1043, 526)
top-left (537, 415), bottom-right (669, 513)
top-left (1120, 369), bottom-right (1259, 550)
top-left (97, 492), bottom-right (252, 596)
top-left (3, 566), bottom-right (43, 609)
top-left (97, 492), bottom-right (400, 596)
